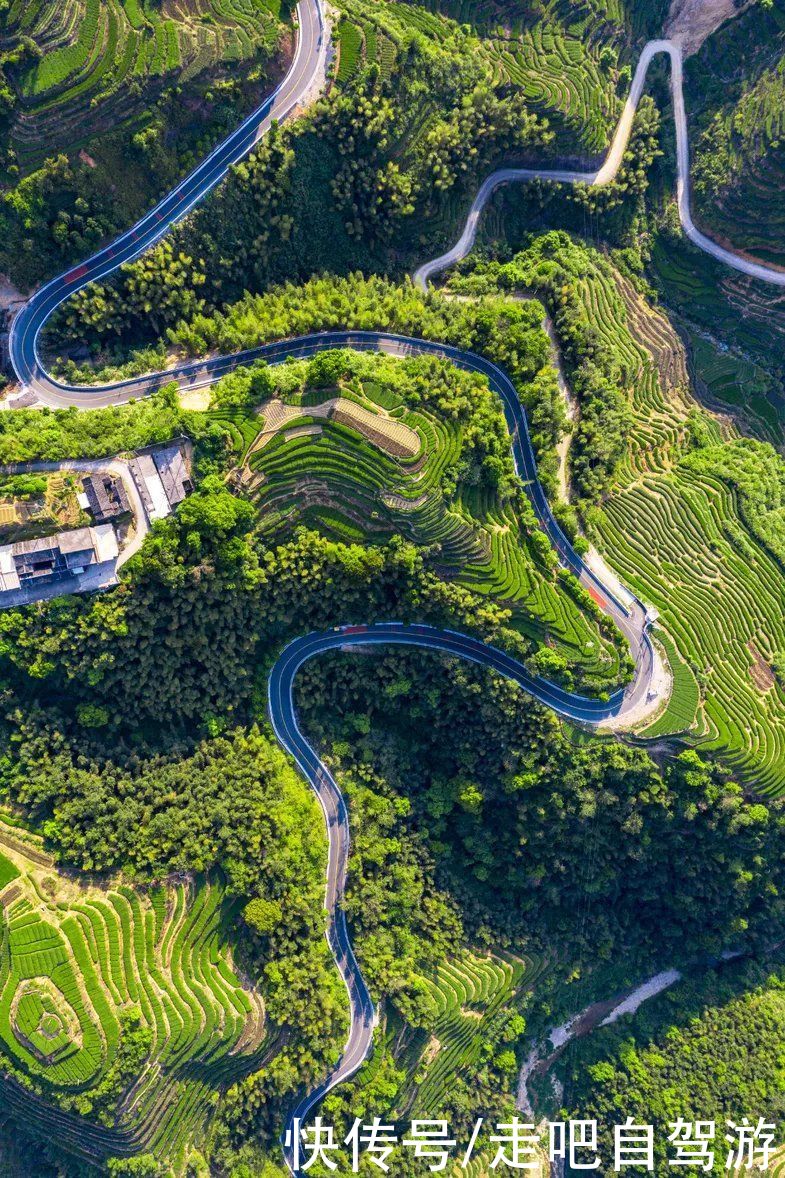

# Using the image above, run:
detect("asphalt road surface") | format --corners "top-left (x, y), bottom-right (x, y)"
top-left (271, 620), bottom-right (637, 1171)
top-left (413, 39), bottom-right (785, 290)
top-left (5, 326), bottom-right (658, 1176)
top-left (12, 8), bottom-right (775, 1168)
top-left (7, 0), bottom-right (326, 397)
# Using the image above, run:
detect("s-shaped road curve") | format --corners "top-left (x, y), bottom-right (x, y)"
top-left (5, 324), bottom-right (659, 1173)
top-left (9, 20), bottom-right (785, 401)
top-left (7, 0), bottom-right (327, 398)
top-left (272, 621), bottom-right (632, 1173)
top-left (414, 38), bottom-right (785, 290)
top-left (5, 8), bottom-right (771, 1171)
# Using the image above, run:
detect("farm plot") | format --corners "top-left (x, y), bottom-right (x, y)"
top-left (394, 949), bottom-right (548, 1118)
top-left (484, 237), bottom-right (785, 786)
top-left (334, 0), bottom-right (625, 154)
top-left (685, 330), bottom-right (785, 447)
top-left (478, 22), bottom-right (620, 154)
top-left (597, 466), bottom-right (785, 791)
top-left (209, 352), bottom-right (627, 693)
top-left (0, 832), bottom-right (269, 1159)
top-left (0, 472), bottom-right (88, 544)
top-left (395, 0), bottom-right (656, 40)
top-left (335, 19), bottom-right (365, 84)
top-left (5, 0), bottom-right (284, 171)
top-left (687, 4), bottom-right (785, 273)
top-left (539, 250), bottom-right (785, 790)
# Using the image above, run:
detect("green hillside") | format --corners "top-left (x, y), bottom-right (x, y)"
top-left (208, 346), bottom-right (629, 695)
top-left (457, 236), bottom-right (785, 793)
top-left (2, 0), bottom-right (785, 1170)
top-left (0, 824), bottom-right (270, 1167)
top-left (3, 0), bottom-right (285, 172)
top-left (0, 0), bottom-right (288, 288)
top-left (689, 0), bottom-right (785, 271)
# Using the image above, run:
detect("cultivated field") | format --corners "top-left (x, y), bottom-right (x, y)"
top-left (406, 950), bottom-right (541, 1115)
top-left (3, 0), bottom-right (284, 171)
top-left (360, 948), bottom-right (550, 1176)
top-left (686, 330), bottom-right (784, 447)
top-left (0, 823), bottom-right (269, 1164)
top-left (334, 0), bottom-right (631, 155)
top-left (538, 253), bottom-right (785, 791)
top-left (688, 1), bottom-right (785, 271)
top-left (210, 352), bottom-right (629, 695)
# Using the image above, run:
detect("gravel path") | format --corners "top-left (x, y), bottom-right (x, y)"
top-left (414, 37), bottom-right (785, 291)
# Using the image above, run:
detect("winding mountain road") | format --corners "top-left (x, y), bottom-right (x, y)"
top-left (272, 620), bottom-right (639, 1171)
top-left (414, 39), bottom-right (785, 290)
top-left (7, 0), bottom-right (327, 399)
top-left (3, 3), bottom-right (780, 1170)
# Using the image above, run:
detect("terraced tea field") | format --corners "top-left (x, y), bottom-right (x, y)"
top-left (336, 0), bottom-right (628, 155)
top-left (0, 823), bottom-right (270, 1165)
top-left (3, 0), bottom-right (285, 171)
top-left (409, 0), bottom-right (668, 40)
top-left (210, 352), bottom-right (629, 694)
top-left (688, 3), bottom-right (785, 273)
top-left (406, 950), bottom-right (542, 1116)
top-left (521, 251), bottom-right (785, 791)
top-left (352, 950), bottom-right (549, 1178)
top-left (651, 232), bottom-right (785, 380)
top-left (372, 946), bottom-right (546, 1137)
top-left (686, 330), bottom-right (785, 447)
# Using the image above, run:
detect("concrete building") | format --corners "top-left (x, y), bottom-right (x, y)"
top-left (81, 473), bottom-right (131, 524)
top-left (153, 445), bottom-right (193, 507)
top-left (0, 546), bottom-right (20, 593)
top-left (129, 441), bottom-right (193, 521)
top-left (0, 524), bottom-right (118, 602)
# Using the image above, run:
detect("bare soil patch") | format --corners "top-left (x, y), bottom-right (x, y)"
top-left (748, 641), bottom-right (775, 692)
top-left (251, 396), bottom-right (420, 459)
top-left (666, 0), bottom-right (754, 55)
top-left (0, 273), bottom-right (25, 311)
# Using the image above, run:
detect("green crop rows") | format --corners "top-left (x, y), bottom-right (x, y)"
top-left (0, 853), bottom-right (20, 891)
top-left (688, 3), bottom-right (785, 272)
top-left (401, 0), bottom-right (664, 40)
top-left (391, 949), bottom-right (547, 1118)
top-left (5, 0), bottom-right (283, 170)
top-left (336, 20), bottom-right (364, 83)
top-left (599, 468), bottom-right (785, 791)
top-left (569, 260), bottom-right (785, 791)
top-left (686, 330), bottom-right (784, 447)
top-left (639, 629), bottom-right (701, 740)
top-left (413, 952), bottom-right (525, 1113)
top-left (0, 840), bottom-right (269, 1160)
top-left (336, 0), bottom-right (628, 154)
top-left (476, 21), bottom-right (620, 154)
top-left (210, 356), bottom-right (626, 692)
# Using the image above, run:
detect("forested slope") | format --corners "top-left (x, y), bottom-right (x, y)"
top-left (3, 0), bottom-right (785, 1170)
top-left (0, 0), bottom-right (289, 289)
top-left (689, 0), bottom-right (785, 271)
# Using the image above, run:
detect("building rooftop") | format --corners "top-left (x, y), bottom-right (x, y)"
top-left (153, 445), bottom-right (193, 507)
top-left (92, 523), bottom-right (119, 564)
top-left (82, 473), bottom-right (131, 523)
top-left (130, 454), bottom-right (170, 520)
top-left (58, 527), bottom-right (95, 555)
top-left (129, 441), bottom-right (193, 521)
top-left (0, 547), bottom-right (20, 593)
top-left (1, 524), bottom-right (119, 591)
